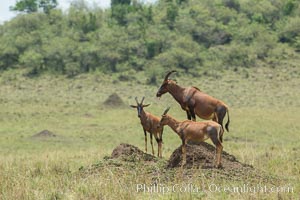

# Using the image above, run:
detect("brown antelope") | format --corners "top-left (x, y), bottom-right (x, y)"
top-left (156, 70), bottom-right (230, 136)
top-left (130, 97), bottom-right (164, 157)
top-left (158, 107), bottom-right (223, 168)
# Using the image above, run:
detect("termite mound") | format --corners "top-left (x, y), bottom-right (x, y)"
top-left (31, 129), bottom-right (57, 138)
top-left (167, 142), bottom-right (253, 170)
top-left (111, 143), bottom-right (156, 162)
top-left (103, 93), bottom-right (126, 108)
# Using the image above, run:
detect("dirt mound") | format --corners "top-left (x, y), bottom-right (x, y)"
top-left (81, 144), bottom-right (276, 187)
top-left (31, 130), bottom-right (57, 138)
top-left (109, 143), bottom-right (252, 171)
top-left (111, 143), bottom-right (156, 162)
top-left (167, 142), bottom-right (253, 170)
top-left (103, 93), bottom-right (125, 108)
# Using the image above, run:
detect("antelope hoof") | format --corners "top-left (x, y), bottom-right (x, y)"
top-left (215, 163), bottom-right (223, 169)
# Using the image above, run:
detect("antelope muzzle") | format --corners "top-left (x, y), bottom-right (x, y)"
top-left (156, 91), bottom-right (162, 97)
top-left (156, 86), bottom-right (164, 97)
top-left (137, 106), bottom-right (142, 118)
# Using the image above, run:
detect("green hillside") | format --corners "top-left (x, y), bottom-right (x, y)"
top-left (1, 0), bottom-right (300, 78)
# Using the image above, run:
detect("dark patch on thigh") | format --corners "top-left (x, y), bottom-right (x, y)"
top-left (217, 105), bottom-right (226, 111)
top-left (206, 126), bottom-right (219, 145)
top-left (216, 106), bottom-right (226, 118)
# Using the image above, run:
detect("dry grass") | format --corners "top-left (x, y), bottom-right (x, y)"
top-left (0, 66), bottom-right (299, 199)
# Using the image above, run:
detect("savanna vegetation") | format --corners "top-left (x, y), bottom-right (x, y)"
top-left (0, 0), bottom-right (300, 199)
top-left (1, 0), bottom-right (300, 79)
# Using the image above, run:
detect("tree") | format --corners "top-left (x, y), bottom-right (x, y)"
top-left (111, 0), bottom-right (132, 25)
top-left (111, 0), bottom-right (131, 6)
top-left (165, 3), bottom-right (178, 29)
top-left (39, 0), bottom-right (58, 14)
top-left (10, 0), bottom-right (57, 14)
top-left (10, 0), bottom-right (38, 13)
top-left (68, 5), bottom-right (98, 34)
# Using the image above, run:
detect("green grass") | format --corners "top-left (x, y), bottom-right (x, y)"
top-left (0, 66), bottom-right (300, 199)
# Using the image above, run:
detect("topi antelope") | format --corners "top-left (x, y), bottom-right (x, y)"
top-left (158, 107), bottom-right (224, 168)
top-left (156, 70), bottom-right (230, 135)
top-left (130, 97), bottom-right (164, 157)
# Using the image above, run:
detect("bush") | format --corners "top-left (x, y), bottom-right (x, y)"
top-left (19, 49), bottom-right (43, 70)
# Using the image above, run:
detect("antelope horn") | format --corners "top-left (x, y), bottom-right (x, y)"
top-left (135, 97), bottom-right (139, 104)
top-left (141, 96), bottom-right (145, 104)
top-left (164, 70), bottom-right (177, 81)
top-left (162, 107), bottom-right (171, 115)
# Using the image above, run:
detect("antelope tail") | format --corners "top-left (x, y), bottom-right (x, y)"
top-left (225, 108), bottom-right (230, 132)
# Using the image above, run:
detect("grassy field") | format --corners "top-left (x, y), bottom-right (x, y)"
top-left (0, 66), bottom-right (299, 199)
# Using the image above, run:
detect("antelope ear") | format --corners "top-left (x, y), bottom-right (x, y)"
top-left (130, 105), bottom-right (137, 108)
top-left (143, 104), bottom-right (150, 107)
